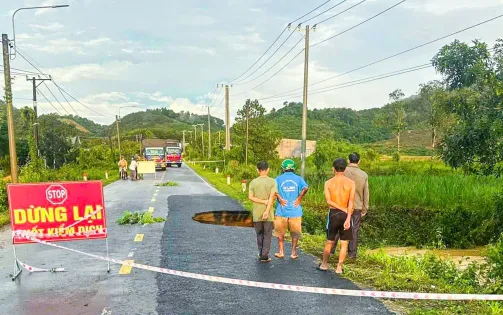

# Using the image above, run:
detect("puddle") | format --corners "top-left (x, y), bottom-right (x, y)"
top-left (368, 246), bottom-right (487, 269)
top-left (192, 211), bottom-right (253, 227)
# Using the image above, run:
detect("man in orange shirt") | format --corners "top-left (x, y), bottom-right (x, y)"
top-left (318, 158), bottom-right (355, 274)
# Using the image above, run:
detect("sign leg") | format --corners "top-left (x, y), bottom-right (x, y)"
top-left (11, 245), bottom-right (22, 281)
top-left (106, 238), bottom-right (110, 273)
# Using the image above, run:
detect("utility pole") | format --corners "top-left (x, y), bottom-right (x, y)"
top-left (192, 125), bottom-right (197, 149)
top-left (182, 130), bottom-right (186, 152)
top-left (300, 25), bottom-right (310, 178)
top-left (225, 84), bottom-right (231, 150)
top-left (187, 131), bottom-right (193, 145)
top-left (245, 102), bottom-right (249, 165)
top-left (207, 106), bottom-right (211, 158)
top-left (139, 134), bottom-right (143, 156)
top-left (2, 34), bottom-right (18, 183)
top-left (218, 130), bottom-right (221, 148)
top-left (198, 124), bottom-right (204, 157)
top-left (116, 115), bottom-right (121, 160)
top-left (26, 76), bottom-right (50, 156)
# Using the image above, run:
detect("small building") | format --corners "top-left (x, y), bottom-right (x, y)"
top-left (276, 139), bottom-right (316, 159)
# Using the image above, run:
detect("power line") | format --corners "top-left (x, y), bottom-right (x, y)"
top-left (264, 13), bottom-right (503, 99)
top-left (208, 85), bottom-right (223, 107)
top-left (42, 81), bottom-right (70, 115)
top-left (55, 82), bottom-right (110, 118)
top-left (231, 49), bottom-right (305, 96)
top-left (235, 35), bottom-right (305, 86)
top-left (53, 81), bottom-right (78, 116)
top-left (300, 0), bottom-right (349, 24)
top-left (228, 0), bottom-right (331, 83)
top-left (260, 63), bottom-right (431, 101)
top-left (37, 88), bottom-right (63, 115)
top-left (261, 64), bottom-right (431, 105)
top-left (311, 0), bottom-right (406, 48)
top-left (233, 28), bottom-right (298, 85)
top-left (312, 0), bottom-right (366, 27)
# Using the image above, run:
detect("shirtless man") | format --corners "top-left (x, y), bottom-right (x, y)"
top-left (318, 158), bottom-right (355, 274)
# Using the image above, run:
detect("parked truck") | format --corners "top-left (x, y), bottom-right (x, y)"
top-left (165, 139), bottom-right (182, 167)
top-left (142, 139), bottom-right (167, 170)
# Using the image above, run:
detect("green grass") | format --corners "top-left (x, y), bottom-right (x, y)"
top-left (116, 210), bottom-right (165, 225)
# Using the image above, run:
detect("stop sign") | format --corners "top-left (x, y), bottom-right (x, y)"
top-left (46, 185), bottom-right (68, 205)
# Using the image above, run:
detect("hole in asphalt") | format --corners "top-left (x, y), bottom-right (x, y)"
top-left (192, 211), bottom-right (253, 227)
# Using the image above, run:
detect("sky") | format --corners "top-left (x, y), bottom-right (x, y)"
top-left (1, 0), bottom-right (503, 126)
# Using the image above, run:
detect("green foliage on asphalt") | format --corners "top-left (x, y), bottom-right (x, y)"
top-left (116, 210), bottom-right (165, 225)
top-left (156, 181), bottom-right (179, 187)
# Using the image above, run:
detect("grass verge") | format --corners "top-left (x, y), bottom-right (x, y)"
top-left (189, 164), bottom-right (503, 315)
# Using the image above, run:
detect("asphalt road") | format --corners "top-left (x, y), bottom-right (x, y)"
top-left (0, 165), bottom-right (392, 315)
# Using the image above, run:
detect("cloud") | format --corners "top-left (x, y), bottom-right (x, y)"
top-left (223, 33), bottom-right (265, 51)
top-left (404, 0), bottom-right (503, 15)
top-left (171, 45), bottom-right (215, 56)
top-left (140, 49), bottom-right (164, 54)
top-left (121, 48), bottom-right (134, 53)
top-left (249, 8), bottom-right (262, 13)
top-left (47, 61), bottom-right (133, 83)
top-left (29, 22), bottom-right (64, 32)
top-left (22, 37), bottom-right (113, 55)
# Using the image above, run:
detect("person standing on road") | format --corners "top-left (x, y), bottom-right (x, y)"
top-left (129, 157), bottom-right (138, 181)
top-left (331, 152), bottom-right (369, 258)
top-left (248, 161), bottom-right (277, 263)
top-left (274, 159), bottom-right (308, 260)
top-left (318, 158), bottom-right (355, 274)
top-left (118, 156), bottom-right (128, 180)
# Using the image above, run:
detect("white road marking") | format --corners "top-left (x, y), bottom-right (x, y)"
top-left (185, 164), bottom-right (225, 196)
top-left (127, 251), bottom-right (134, 258)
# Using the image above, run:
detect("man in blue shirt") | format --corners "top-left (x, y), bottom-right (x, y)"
top-left (274, 159), bottom-right (308, 259)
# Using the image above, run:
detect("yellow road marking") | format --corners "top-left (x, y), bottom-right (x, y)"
top-left (134, 234), bottom-right (144, 242)
top-left (119, 260), bottom-right (134, 274)
top-left (148, 207), bottom-right (154, 213)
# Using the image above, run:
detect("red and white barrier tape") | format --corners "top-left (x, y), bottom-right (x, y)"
top-left (13, 231), bottom-right (503, 301)
top-left (17, 259), bottom-right (65, 273)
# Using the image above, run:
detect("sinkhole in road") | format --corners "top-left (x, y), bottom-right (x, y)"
top-left (192, 211), bottom-right (253, 227)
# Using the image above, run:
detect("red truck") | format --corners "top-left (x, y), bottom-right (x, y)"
top-left (165, 139), bottom-right (182, 167)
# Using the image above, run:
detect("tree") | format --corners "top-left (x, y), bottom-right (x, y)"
top-left (418, 81), bottom-right (453, 152)
top-left (230, 99), bottom-right (280, 163)
top-left (375, 89), bottom-right (407, 154)
top-left (432, 39), bottom-right (503, 174)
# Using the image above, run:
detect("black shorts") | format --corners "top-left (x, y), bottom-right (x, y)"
top-left (326, 209), bottom-right (353, 241)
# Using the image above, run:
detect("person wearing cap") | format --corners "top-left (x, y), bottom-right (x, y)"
top-left (274, 159), bottom-right (308, 259)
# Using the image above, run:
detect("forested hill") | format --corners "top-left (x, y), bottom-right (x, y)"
top-left (267, 97), bottom-right (429, 144)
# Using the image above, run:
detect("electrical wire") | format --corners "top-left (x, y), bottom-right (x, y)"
top-left (54, 82), bottom-right (110, 118)
top-left (300, 0), bottom-right (349, 24)
top-left (228, 0), bottom-right (331, 83)
top-left (312, 0), bottom-right (366, 27)
top-left (37, 88), bottom-right (63, 115)
top-left (53, 81), bottom-right (78, 116)
top-left (233, 28), bottom-right (298, 85)
top-left (311, 0), bottom-right (406, 48)
top-left (231, 49), bottom-right (305, 96)
top-left (235, 35), bottom-right (305, 86)
top-left (42, 81), bottom-right (70, 115)
top-left (259, 63), bottom-right (431, 101)
top-left (208, 85), bottom-right (223, 107)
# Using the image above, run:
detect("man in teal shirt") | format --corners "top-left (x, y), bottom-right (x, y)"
top-left (274, 159), bottom-right (308, 259)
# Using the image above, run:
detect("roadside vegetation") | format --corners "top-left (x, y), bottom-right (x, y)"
top-left (156, 181), bottom-right (179, 187)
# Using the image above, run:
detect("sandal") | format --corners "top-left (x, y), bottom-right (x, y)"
top-left (290, 254), bottom-right (299, 260)
top-left (317, 264), bottom-right (328, 271)
top-left (335, 263), bottom-right (344, 274)
top-left (274, 253), bottom-right (285, 259)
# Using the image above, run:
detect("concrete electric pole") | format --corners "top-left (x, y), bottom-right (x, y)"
top-left (301, 25), bottom-right (310, 178)
top-left (2, 34), bottom-right (18, 183)
top-left (198, 124), bottom-right (204, 157)
top-left (116, 115), bottom-right (121, 160)
top-left (225, 84), bottom-right (231, 150)
top-left (26, 76), bottom-right (51, 156)
top-left (207, 105), bottom-right (211, 158)
top-left (245, 101), bottom-right (249, 166)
